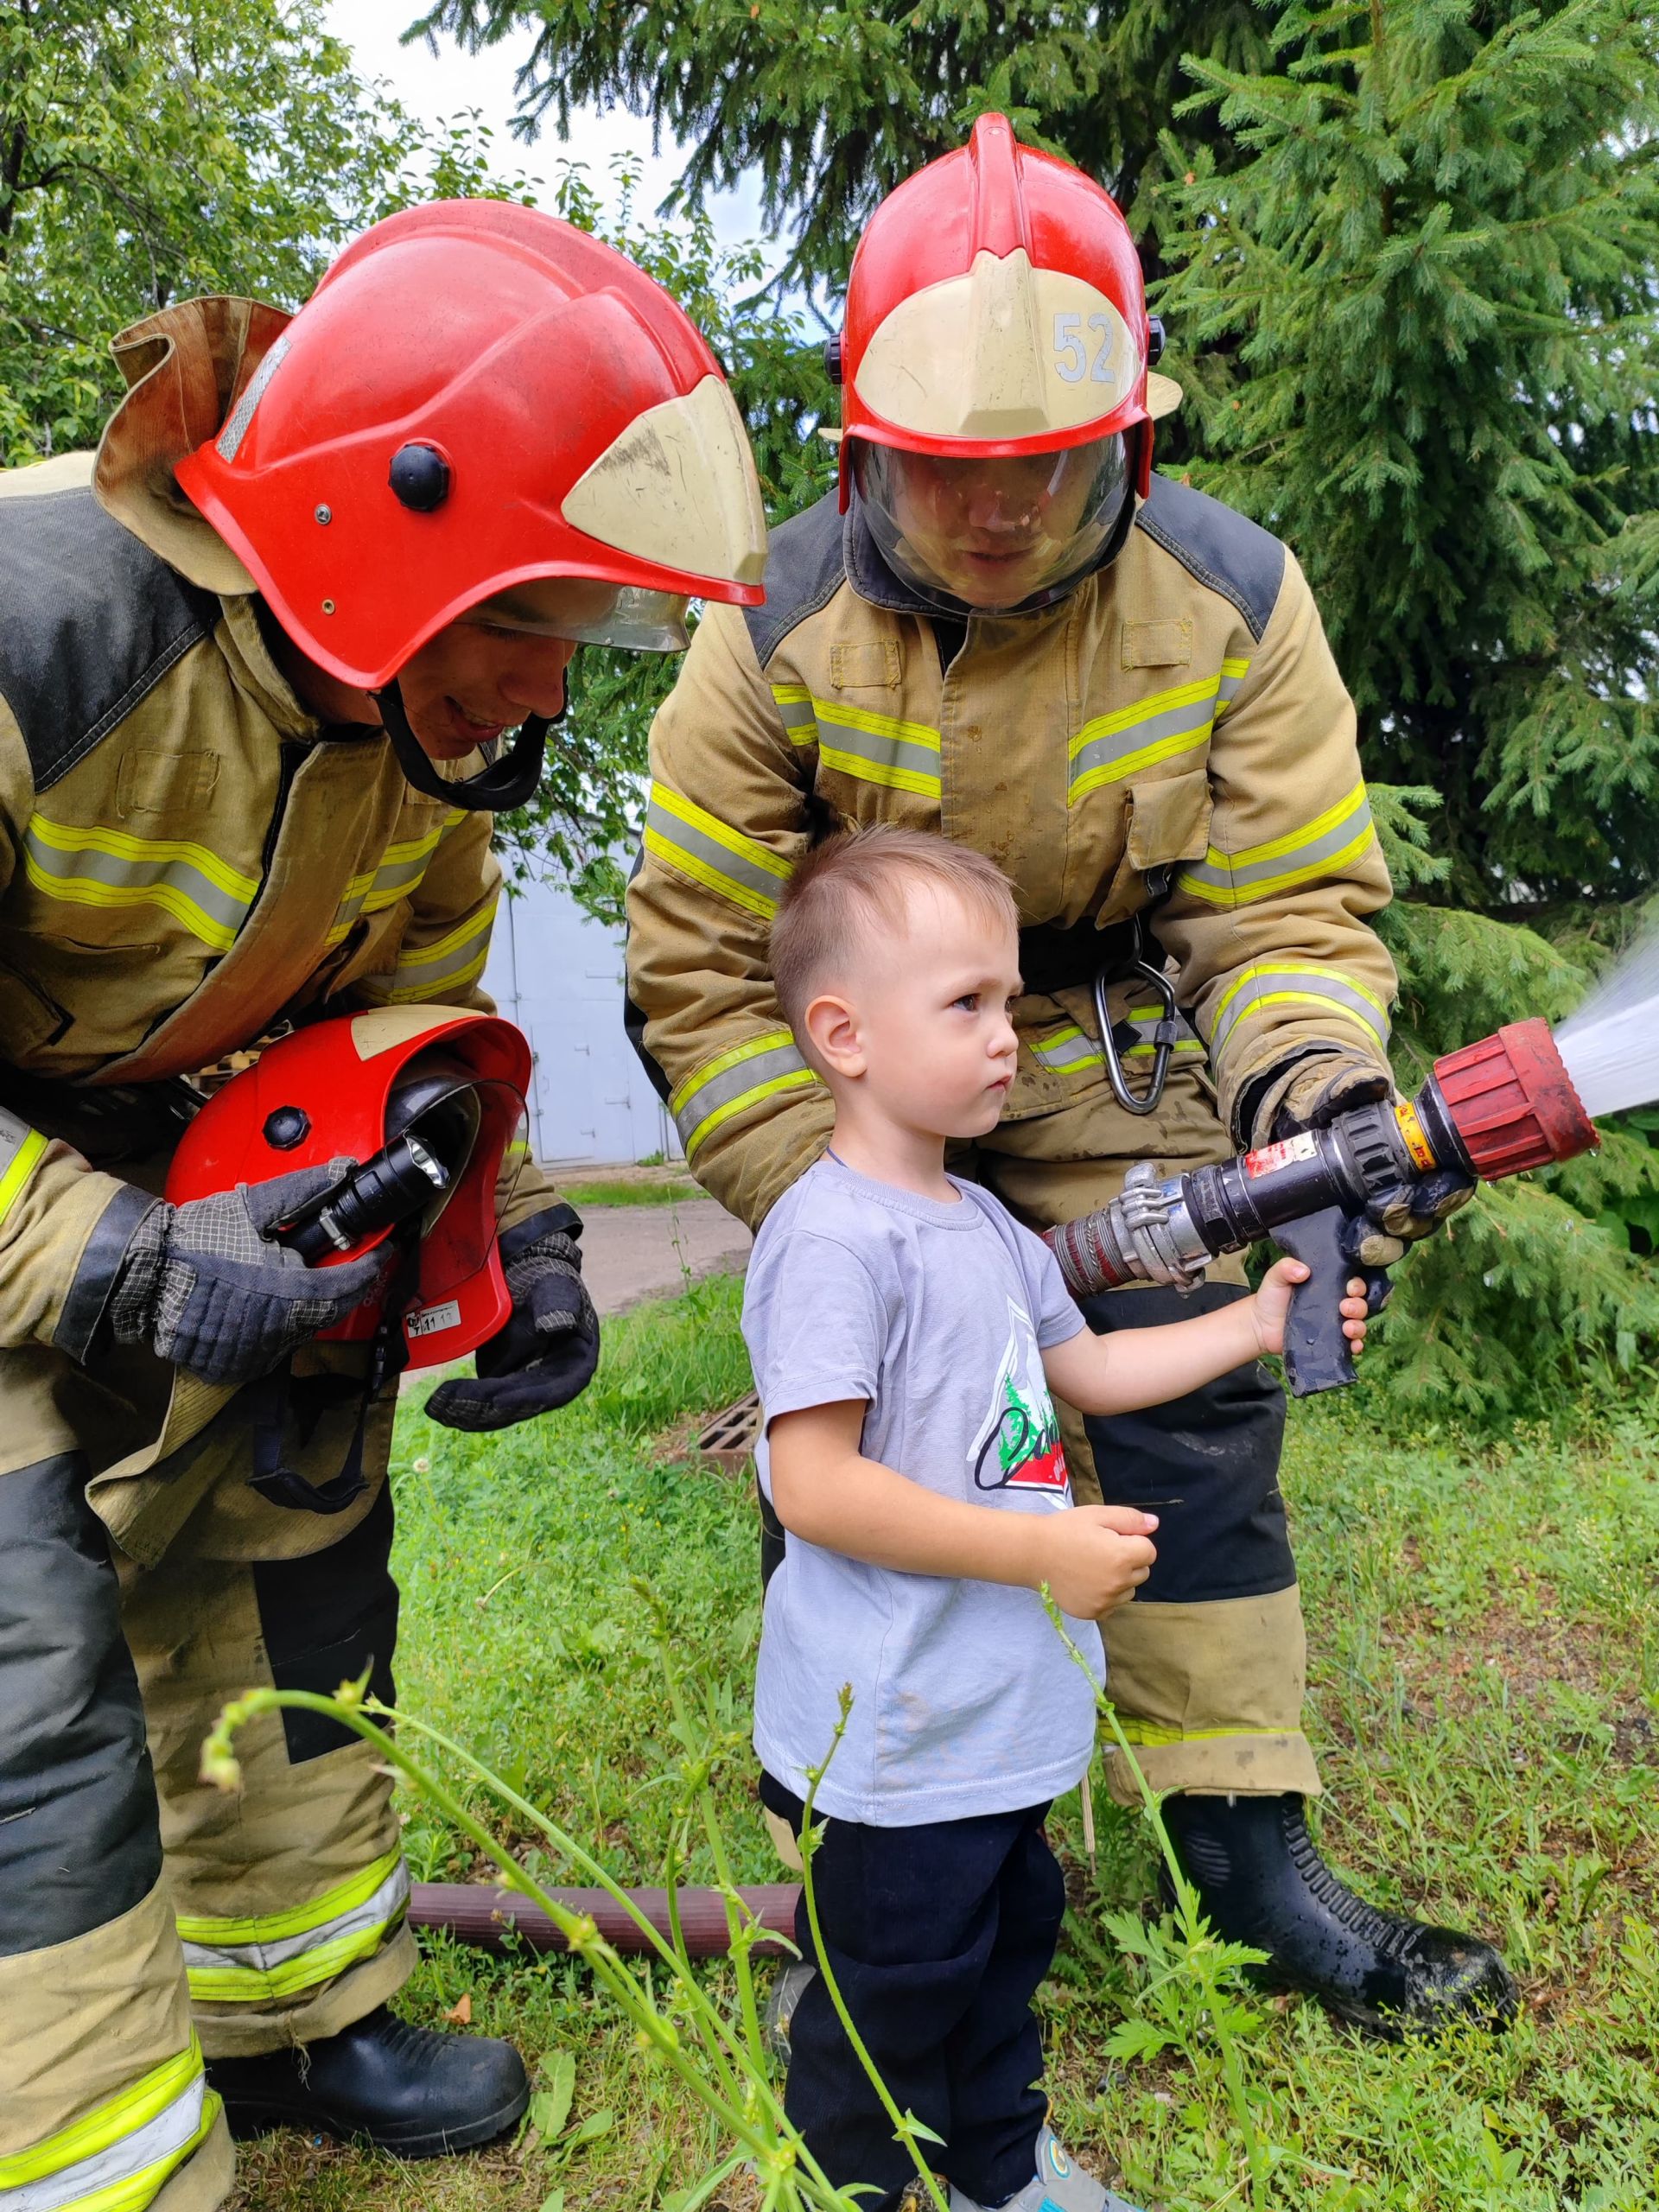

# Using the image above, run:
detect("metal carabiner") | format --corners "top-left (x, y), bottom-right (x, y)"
top-left (1093, 914), bottom-right (1179, 1117)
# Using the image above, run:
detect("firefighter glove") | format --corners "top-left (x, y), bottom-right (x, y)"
top-left (1364, 1165), bottom-right (1477, 1250)
top-left (106, 1163), bottom-right (391, 1385)
top-left (1261, 1052), bottom-right (1395, 1147)
top-left (425, 1205), bottom-right (600, 1433)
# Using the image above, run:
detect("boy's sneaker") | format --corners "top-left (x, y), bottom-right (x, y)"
top-left (947, 2125), bottom-right (1143, 2211)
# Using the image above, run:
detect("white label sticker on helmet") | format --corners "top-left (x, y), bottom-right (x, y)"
top-left (407, 1299), bottom-right (462, 1338)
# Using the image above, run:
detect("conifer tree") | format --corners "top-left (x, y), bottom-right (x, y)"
top-left (1152, 0), bottom-right (1659, 1413)
top-left (410, 0), bottom-right (1270, 283)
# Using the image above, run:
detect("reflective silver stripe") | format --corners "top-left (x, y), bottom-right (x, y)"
top-left (769, 688), bottom-right (941, 797)
top-left (644, 786), bottom-right (793, 918)
top-left (216, 335), bottom-right (290, 463)
top-left (1067, 661), bottom-right (1247, 804)
top-left (375, 903), bottom-right (497, 1005)
top-left (1031, 1009), bottom-right (1204, 1076)
top-left (0, 1108), bottom-right (47, 1229)
top-left (769, 684), bottom-right (817, 743)
top-left (1207, 964), bottom-right (1390, 1060)
top-left (178, 1857), bottom-right (410, 1990)
top-left (810, 703), bottom-right (940, 796)
top-left (3, 2074), bottom-right (210, 2212)
top-left (671, 1032), bottom-right (818, 1157)
top-left (22, 817), bottom-right (256, 953)
top-left (1176, 781), bottom-right (1375, 907)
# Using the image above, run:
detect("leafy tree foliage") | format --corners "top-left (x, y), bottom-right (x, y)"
top-left (0, 2), bottom-right (831, 916)
top-left (0, 0), bottom-right (411, 460)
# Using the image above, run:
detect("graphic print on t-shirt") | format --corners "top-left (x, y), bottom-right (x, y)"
top-left (969, 1299), bottom-right (1071, 1503)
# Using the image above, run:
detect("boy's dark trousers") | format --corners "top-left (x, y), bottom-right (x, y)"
top-left (760, 1775), bottom-right (1065, 2211)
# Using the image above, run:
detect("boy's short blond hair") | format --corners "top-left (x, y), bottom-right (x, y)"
top-left (770, 825), bottom-right (1019, 1039)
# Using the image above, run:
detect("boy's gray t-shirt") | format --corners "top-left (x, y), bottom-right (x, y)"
top-left (743, 1153), bottom-right (1103, 1827)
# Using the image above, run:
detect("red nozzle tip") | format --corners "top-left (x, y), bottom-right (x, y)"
top-left (1430, 1018), bottom-right (1598, 1180)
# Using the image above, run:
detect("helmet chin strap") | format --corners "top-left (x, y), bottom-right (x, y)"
top-left (373, 680), bottom-right (554, 812)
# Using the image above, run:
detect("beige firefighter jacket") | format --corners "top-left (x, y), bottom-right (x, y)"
top-left (0, 304), bottom-right (559, 1389)
top-left (628, 481), bottom-right (1398, 1231)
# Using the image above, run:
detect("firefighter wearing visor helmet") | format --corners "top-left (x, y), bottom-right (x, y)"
top-left (0, 200), bottom-right (766, 2198)
top-left (627, 117), bottom-right (1516, 2039)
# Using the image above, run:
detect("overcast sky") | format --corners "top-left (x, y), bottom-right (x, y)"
top-left (323, 0), bottom-right (769, 251)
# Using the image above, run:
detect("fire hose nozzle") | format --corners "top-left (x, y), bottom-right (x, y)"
top-left (1420, 1017), bottom-right (1598, 1181)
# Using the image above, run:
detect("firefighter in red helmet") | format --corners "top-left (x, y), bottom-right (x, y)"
top-left (0, 200), bottom-right (766, 2200)
top-left (627, 115), bottom-right (1515, 2051)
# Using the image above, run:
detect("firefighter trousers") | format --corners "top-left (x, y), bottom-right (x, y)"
top-left (0, 1332), bottom-right (410, 2212)
top-left (965, 1060), bottom-right (1321, 1808)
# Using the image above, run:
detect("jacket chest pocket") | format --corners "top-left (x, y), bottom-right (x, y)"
top-left (1096, 766), bottom-right (1214, 925)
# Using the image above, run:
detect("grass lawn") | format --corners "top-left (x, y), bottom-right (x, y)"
top-left (229, 1274), bottom-right (1659, 2211)
top-left (560, 1179), bottom-right (705, 1209)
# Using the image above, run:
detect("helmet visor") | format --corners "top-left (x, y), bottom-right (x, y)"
top-left (855, 435), bottom-right (1129, 614)
top-left (462, 576), bottom-right (690, 652)
top-left (385, 1067), bottom-right (528, 1294)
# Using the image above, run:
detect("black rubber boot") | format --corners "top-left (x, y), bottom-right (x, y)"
top-left (208, 2005), bottom-right (531, 2156)
top-left (1161, 1792), bottom-right (1518, 2041)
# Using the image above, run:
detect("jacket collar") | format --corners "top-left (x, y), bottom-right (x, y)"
top-left (92, 296), bottom-right (293, 595)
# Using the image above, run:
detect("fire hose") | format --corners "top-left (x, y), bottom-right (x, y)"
top-left (1046, 1017), bottom-right (1599, 1394)
top-left (407, 1881), bottom-right (798, 1957)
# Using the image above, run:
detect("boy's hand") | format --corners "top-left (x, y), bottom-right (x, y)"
top-left (1034, 1505), bottom-right (1159, 1618)
top-left (1249, 1256), bottom-right (1371, 1358)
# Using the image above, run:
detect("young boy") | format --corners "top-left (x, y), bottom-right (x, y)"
top-left (744, 826), bottom-right (1371, 2212)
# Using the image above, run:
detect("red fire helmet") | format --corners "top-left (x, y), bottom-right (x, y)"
top-left (166, 1008), bottom-right (533, 1370)
top-left (174, 200), bottom-right (768, 691)
top-left (832, 114), bottom-right (1176, 508)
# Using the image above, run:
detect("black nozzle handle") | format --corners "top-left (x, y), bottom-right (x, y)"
top-left (1268, 1205), bottom-right (1364, 1397)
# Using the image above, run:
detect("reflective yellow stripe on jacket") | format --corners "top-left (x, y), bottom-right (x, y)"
top-left (1176, 779), bottom-right (1375, 907)
top-left (1068, 660), bottom-right (1248, 804)
top-left (0, 2033), bottom-right (218, 2212)
top-left (770, 686), bottom-right (942, 799)
top-left (1031, 1006), bottom-right (1205, 1077)
top-left (645, 784), bottom-right (794, 919)
top-left (373, 900), bottom-right (498, 1006)
top-left (0, 1111), bottom-right (48, 1229)
top-left (671, 1030), bottom-right (819, 1161)
top-left (326, 806), bottom-right (464, 948)
top-left (22, 816), bottom-right (257, 954)
top-left (1207, 963), bottom-right (1390, 1060)
top-left (175, 1848), bottom-right (409, 2006)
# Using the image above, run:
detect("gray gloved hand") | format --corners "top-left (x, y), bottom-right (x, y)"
top-left (107, 1162), bottom-right (391, 1386)
top-left (425, 1204), bottom-right (600, 1433)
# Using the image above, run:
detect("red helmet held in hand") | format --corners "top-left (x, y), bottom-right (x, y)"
top-left (166, 1008), bottom-right (534, 1370)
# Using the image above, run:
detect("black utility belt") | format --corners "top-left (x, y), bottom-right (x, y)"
top-left (1018, 915), bottom-right (1154, 999)
top-left (0, 1065), bottom-right (202, 1167)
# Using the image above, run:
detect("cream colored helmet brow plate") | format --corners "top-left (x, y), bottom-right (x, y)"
top-left (855, 250), bottom-right (1145, 442)
top-left (562, 373), bottom-right (768, 588)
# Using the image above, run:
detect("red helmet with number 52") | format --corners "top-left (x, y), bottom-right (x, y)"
top-left (830, 115), bottom-right (1181, 614)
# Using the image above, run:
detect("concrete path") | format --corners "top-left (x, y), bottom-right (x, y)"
top-left (580, 1198), bottom-right (751, 1317)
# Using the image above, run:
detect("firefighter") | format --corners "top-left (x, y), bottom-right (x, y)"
top-left (0, 201), bottom-right (766, 2206)
top-left (626, 116), bottom-right (1515, 2038)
